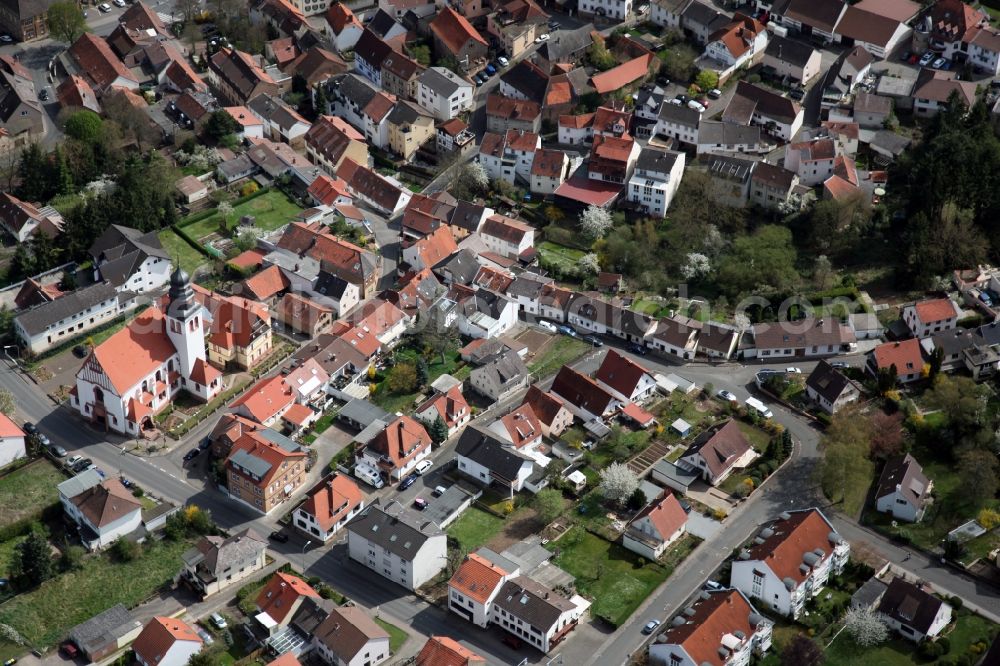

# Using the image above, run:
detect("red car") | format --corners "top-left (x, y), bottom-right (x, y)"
top-left (60, 643), bottom-right (78, 658)
top-left (908, 53), bottom-right (919, 65)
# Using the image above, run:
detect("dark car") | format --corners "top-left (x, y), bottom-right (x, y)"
top-left (72, 344), bottom-right (88, 358)
top-left (198, 436), bottom-right (212, 450)
top-left (582, 335), bottom-right (603, 347)
top-left (789, 87), bottom-right (805, 100)
top-left (628, 343), bottom-right (647, 356)
top-left (413, 497), bottom-right (428, 510)
top-left (183, 449), bottom-right (200, 462)
top-left (38, 89), bottom-right (48, 101)
top-left (899, 50), bottom-right (912, 62)
top-left (398, 473), bottom-right (419, 491)
top-left (22, 422), bottom-right (37, 435)
top-left (120, 477), bottom-right (133, 488)
top-left (269, 531), bottom-right (289, 543)
top-left (675, 94), bottom-right (690, 104)
top-left (71, 458), bottom-right (93, 473)
top-left (831, 361), bottom-right (850, 369)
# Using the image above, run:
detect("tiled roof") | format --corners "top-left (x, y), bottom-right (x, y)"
top-left (449, 553), bottom-right (508, 604)
top-left (878, 578), bottom-right (944, 634)
top-left (242, 265), bottom-right (290, 300)
top-left (521, 385), bottom-right (567, 428)
top-left (313, 606), bottom-right (388, 663)
top-left (255, 572), bottom-right (320, 624)
top-left (305, 114), bottom-right (367, 166)
top-left (496, 404), bottom-right (541, 448)
top-left (630, 491), bottom-right (687, 543)
top-left (658, 589), bottom-right (761, 666)
top-left (559, 112), bottom-right (593, 129)
top-left (595, 349), bottom-right (652, 398)
top-left (590, 54), bottom-right (652, 94)
top-left (746, 508), bottom-right (841, 585)
top-left (707, 13), bottom-right (765, 59)
top-left (87, 308), bottom-right (176, 394)
top-left (231, 375), bottom-right (296, 424)
top-left (0, 412), bottom-right (23, 439)
top-left (71, 478), bottom-right (141, 528)
top-left (486, 93), bottom-right (540, 122)
top-left (133, 618), bottom-right (202, 666)
top-left (415, 385), bottom-right (468, 429)
top-left (69, 33), bottom-right (138, 92)
top-left (872, 339), bottom-right (923, 374)
top-left (430, 7), bottom-right (487, 56)
top-left (366, 415), bottom-right (431, 470)
top-left (530, 148), bottom-right (567, 179)
top-left (416, 636), bottom-right (484, 666)
top-left (337, 158), bottom-right (407, 213)
top-left (684, 420), bottom-right (751, 480)
top-left (804, 360), bottom-right (858, 404)
top-left (551, 365), bottom-right (616, 415)
top-left (914, 298), bottom-right (958, 324)
top-left (300, 474), bottom-right (364, 532)
top-left (875, 453), bottom-right (930, 507)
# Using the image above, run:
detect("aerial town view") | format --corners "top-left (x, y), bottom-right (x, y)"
top-left (1, 0), bottom-right (1000, 663)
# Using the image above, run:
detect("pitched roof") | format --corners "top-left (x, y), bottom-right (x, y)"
top-left (551, 365), bottom-right (617, 415)
top-left (133, 618), bottom-right (202, 666)
top-left (764, 34), bottom-right (817, 67)
top-left (495, 404), bottom-right (542, 448)
top-left (658, 589), bottom-right (762, 666)
top-left (455, 426), bottom-right (533, 480)
top-left (15, 281), bottom-right (117, 338)
top-left (913, 298), bottom-right (958, 324)
top-left (366, 414), bottom-right (431, 470)
top-left (85, 308), bottom-right (177, 394)
top-left (346, 498), bottom-right (443, 558)
top-left (230, 374), bottom-right (296, 424)
top-left (805, 360), bottom-right (859, 404)
top-left (559, 112), bottom-right (594, 129)
top-left (854, 0), bottom-right (919, 22)
top-left (590, 54), bottom-right (653, 94)
top-left (746, 508), bottom-right (842, 585)
top-left (56, 74), bottom-right (100, 114)
top-left (630, 491), bottom-right (687, 542)
top-left (729, 80), bottom-right (801, 123)
top-left (835, 6), bottom-right (904, 49)
top-left (872, 339), bottom-right (923, 374)
top-left (184, 528), bottom-right (267, 579)
top-left (531, 148), bottom-right (567, 179)
top-left (0, 412), bottom-right (23, 439)
top-left (752, 318), bottom-right (855, 351)
top-left (912, 68), bottom-right (976, 106)
top-left (493, 576), bottom-right (577, 632)
top-left (707, 13), bottom-right (765, 59)
top-left (776, 0), bottom-right (846, 33)
top-left (255, 572), bottom-right (320, 624)
top-left (71, 478), bottom-right (141, 528)
top-left (337, 158), bottom-right (407, 213)
top-left (430, 6), bottom-right (487, 56)
top-left (684, 420), bottom-right (752, 479)
top-left (299, 474), bottom-right (363, 533)
top-left (876, 453), bottom-right (930, 506)
top-left (313, 606), bottom-right (388, 662)
top-left (289, 47), bottom-right (348, 86)
top-left (878, 578), bottom-right (945, 634)
top-left (209, 48), bottom-right (275, 102)
top-left (417, 636), bottom-right (485, 666)
top-left (500, 60), bottom-right (549, 103)
top-left (449, 553), bottom-right (509, 604)
top-left (486, 93), bottom-right (540, 122)
top-left (242, 265), bottom-right (290, 301)
top-left (69, 33), bottom-right (138, 92)
top-left (594, 349), bottom-right (652, 398)
top-left (521, 385), bottom-right (568, 427)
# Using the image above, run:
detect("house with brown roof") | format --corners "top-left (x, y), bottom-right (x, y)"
top-left (767, 0), bottom-right (847, 43)
top-left (304, 114), bottom-right (370, 177)
top-left (730, 508), bottom-right (850, 619)
top-left (208, 48), bottom-right (279, 106)
top-left (188, 285), bottom-right (273, 372)
top-left (448, 551), bottom-right (517, 626)
top-left (520, 385), bottom-right (573, 438)
top-left (312, 606), bottom-right (390, 666)
top-left (805, 360), bottom-right (862, 414)
top-left (834, 3), bottom-right (912, 59)
top-left (590, 54), bottom-right (654, 96)
top-left (912, 68), bottom-right (977, 116)
top-left (588, 133), bottom-right (640, 186)
top-left (550, 365), bottom-right (622, 422)
top-left (67, 33), bottom-right (139, 95)
top-left (649, 589), bottom-right (773, 666)
top-left (357, 414), bottom-right (432, 481)
top-left (783, 137), bottom-right (838, 186)
top-left (254, 572), bottom-right (321, 631)
top-left (486, 93), bottom-right (542, 134)
top-left (530, 148), bottom-right (570, 195)
top-left (703, 13), bottom-right (768, 76)
top-left (487, 0), bottom-right (549, 59)
top-left (288, 47), bottom-right (349, 88)
top-left (750, 317), bottom-right (856, 359)
top-left (133, 617), bottom-right (203, 666)
top-left (594, 349), bottom-right (657, 403)
top-left (678, 420), bottom-right (755, 486)
top-left (224, 425), bottom-right (308, 513)
top-left (623, 491), bottom-right (687, 559)
top-left (0, 191), bottom-right (63, 243)
top-left (337, 158), bottom-right (412, 217)
top-left (430, 7), bottom-right (488, 67)
top-left (60, 476), bottom-right (142, 550)
top-left (927, 0), bottom-right (987, 61)
top-left (381, 49), bottom-right (423, 101)
top-left (749, 162), bottom-right (800, 211)
top-left (490, 576), bottom-right (589, 652)
top-left (416, 636), bottom-right (486, 666)
top-left (180, 528), bottom-right (268, 598)
top-left (0, 62), bottom-right (42, 141)
top-left (415, 384), bottom-right (470, 437)
top-left (56, 74), bottom-right (101, 115)
top-left (487, 403), bottom-right (543, 451)
top-left (387, 100), bottom-right (435, 162)
top-left (875, 453), bottom-right (932, 523)
top-left (275, 292), bottom-right (335, 338)
top-left (293, 474), bottom-right (364, 542)
top-left (903, 297), bottom-right (961, 338)
top-left (878, 578), bottom-right (952, 642)
top-left (326, 3), bottom-right (364, 51)
top-left (724, 80), bottom-right (803, 141)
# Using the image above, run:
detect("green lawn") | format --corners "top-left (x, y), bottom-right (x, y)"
top-left (0, 535), bottom-right (25, 578)
top-left (0, 460), bottom-right (64, 528)
top-left (546, 526), bottom-right (676, 626)
top-left (537, 241), bottom-right (586, 274)
top-left (375, 617), bottom-right (409, 653)
top-left (528, 336), bottom-right (591, 378)
top-left (158, 228), bottom-right (211, 276)
top-left (372, 345), bottom-right (463, 415)
top-left (446, 506), bottom-right (505, 552)
top-left (0, 537), bottom-right (192, 649)
top-left (182, 191), bottom-right (304, 241)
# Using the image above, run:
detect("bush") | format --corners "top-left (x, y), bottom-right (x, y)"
top-left (919, 640), bottom-right (944, 660)
top-left (240, 182), bottom-right (259, 197)
top-left (111, 536), bottom-right (140, 562)
top-left (938, 637), bottom-right (951, 654)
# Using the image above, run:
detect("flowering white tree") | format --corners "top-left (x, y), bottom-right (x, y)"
top-left (578, 252), bottom-right (600, 275)
top-left (680, 252), bottom-right (712, 280)
top-left (580, 205), bottom-right (613, 239)
top-left (844, 607), bottom-right (889, 647)
top-left (599, 462), bottom-right (640, 506)
top-left (733, 312), bottom-right (751, 333)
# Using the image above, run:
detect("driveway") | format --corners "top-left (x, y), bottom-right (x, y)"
top-left (685, 511), bottom-right (723, 540)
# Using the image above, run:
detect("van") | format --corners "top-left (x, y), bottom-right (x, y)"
top-left (744, 397), bottom-right (773, 419)
top-left (538, 320), bottom-right (557, 333)
top-left (687, 100), bottom-right (706, 113)
top-left (354, 463), bottom-right (385, 489)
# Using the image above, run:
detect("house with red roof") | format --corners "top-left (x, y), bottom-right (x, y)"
top-left (357, 415), bottom-right (432, 481)
top-left (254, 572), bottom-right (321, 631)
top-left (448, 552), bottom-right (517, 626)
top-left (623, 491), bottom-right (687, 559)
top-left (903, 297), bottom-right (961, 338)
top-left (868, 338), bottom-right (925, 384)
top-left (730, 508), bottom-right (849, 618)
top-left (415, 384), bottom-right (470, 437)
top-left (231, 375), bottom-right (297, 427)
top-left (337, 158), bottom-right (412, 217)
top-left (649, 589), bottom-right (773, 666)
top-left (188, 285), bottom-right (273, 371)
top-left (326, 3), bottom-right (364, 51)
top-left (401, 225), bottom-right (459, 272)
top-left (594, 349), bottom-right (657, 403)
top-left (67, 33), bottom-right (140, 95)
top-left (133, 617), bottom-right (203, 666)
top-left (678, 420), bottom-right (756, 486)
top-left (0, 413), bottom-right (25, 468)
top-left (487, 0), bottom-right (549, 59)
top-left (520, 385), bottom-right (573, 438)
top-left (822, 154), bottom-right (862, 202)
top-left (550, 365), bottom-right (622, 422)
top-left (208, 48), bottom-right (279, 106)
top-left (590, 54), bottom-right (653, 95)
top-left (225, 427), bottom-right (308, 513)
top-left (416, 636), bottom-right (486, 666)
top-left (430, 7), bottom-right (488, 66)
top-left (293, 474), bottom-right (365, 541)
top-left (487, 403), bottom-right (543, 450)
top-left (927, 0), bottom-right (988, 61)
top-left (71, 270), bottom-right (222, 436)
top-left (307, 174), bottom-right (353, 207)
top-left (703, 13), bottom-right (768, 75)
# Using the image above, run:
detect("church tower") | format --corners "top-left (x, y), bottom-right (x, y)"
top-left (164, 268), bottom-right (205, 378)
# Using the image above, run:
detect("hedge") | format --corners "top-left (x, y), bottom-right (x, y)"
top-left (170, 224), bottom-right (220, 260)
top-left (176, 186), bottom-right (272, 229)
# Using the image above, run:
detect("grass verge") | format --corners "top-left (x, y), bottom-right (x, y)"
top-left (375, 617), bottom-right (409, 653)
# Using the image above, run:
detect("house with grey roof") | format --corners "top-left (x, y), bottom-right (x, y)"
top-left (181, 528), bottom-right (268, 597)
top-left (469, 348), bottom-right (529, 401)
top-left (346, 498), bottom-right (447, 590)
top-left (875, 453), bottom-right (932, 523)
top-left (704, 155), bottom-right (756, 207)
top-left (762, 35), bottom-right (822, 85)
top-left (0, 67), bottom-right (43, 140)
top-left (455, 426), bottom-right (535, 493)
top-left (804, 359), bottom-right (862, 414)
top-left (68, 604), bottom-right (143, 663)
top-left (417, 67), bottom-right (473, 121)
top-left (14, 282), bottom-right (137, 355)
top-left (88, 224), bottom-right (172, 294)
top-left (490, 576), bottom-right (589, 653)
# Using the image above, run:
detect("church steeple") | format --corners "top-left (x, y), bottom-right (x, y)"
top-left (164, 267), bottom-right (205, 378)
top-left (167, 268), bottom-right (197, 320)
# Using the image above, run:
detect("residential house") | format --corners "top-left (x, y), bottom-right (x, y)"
top-left (486, 94), bottom-right (542, 134)
top-left (61, 475), bottom-right (142, 550)
top-left (762, 36), bottom-right (821, 85)
top-left (648, 315), bottom-right (701, 360)
top-left (381, 50), bottom-right (423, 101)
top-left (133, 618), bottom-right (203, 666)
top-left (651, 0), bottom-right (690, 30)
top-left (558, 113), bottom-right (594, 145)
top-left (56, 74), bottom-right (101, 115)
top-left (520, 385), bottom-right (573, 438)
top-left (649, 589), bottom-right (773, 666)
top-left (430, 7), bottom-right (487, 69)
top-left (416, 637), bottom-right (485, 666)
top-left (478, 130), bottom-right (540, 186)
top-left (67, 33), bottom-right (139, 95)
top-left (480, 214), bottom-right (534, 259)
top-left (550, 365), bottom-right (622, 422)
top-left (14, 282), bottom-right (131, 355)
top-left (784, 137), bottom-right (838, 186)
top-left (0, 413), bottom-right (25, 468)
top-left (875, 454), bottom-right (932, 524)
top-left (455, 426), bottom-right (535, 493)
top-left (190, 286), bottom-right (273, 372)
top-left (0, 65), bottom-right (42, 141)
top-left (324, 73), bottom-right (396, 149)
top-left (289, 47), bottom-right (349, 88)
top-left (750, 318), bottom-right (856, 359)
top-left (804, 360), bottom-right (862, 414)
top-left (224, 425), bottom-right (308, 513)
top-left (305, 114), bottom-right (371, 177)
top-left (249, 94), bottom-right (312, 150)
top-left (253, 572), bottom-right (321, 632)
top-left (67, 604), bottom-right (142, 663)
top-left (913, 69), bottom-right (977, 116)
top-left (312, 607), bottom-right (390, 666)
top-left (724, 81), bottom-right (803, 141)
top-left (699, 322), bottom-right (741, 360)
top-left (594, 349), bottom-right (657, 403)
top-left (231, 375), bottom-right (297, 427)
top-left (703, 13), bottom-right (768, 79)
top-left (294, 474), bottom-right (364, 542)
top-left (853, 92), bottom-right (892, 129)
top-left (417, 67), bottom-right (474, 121)
top-left (0, 0), bottom-right (57, 40)
top-left (415, 384), bottom-right (470, 437)
top-left (530, 148), bottom-right (570, 195)
top-left (357, 415), bottom-right (432, 482)
top-left (868, 339), bottom-right (924, 384)
top-left (878, 578), bottom-right (952, 642)
top-left (284, 358), bottom-right (332, 407)
top-left (455, 288), bottom-right (518, 340)
top-left (401, 225), bottom-right (459, 272)
top-left (490, 576), bottom-right (587, 652)
top-left (180, 529), bottom-right (268, 598)
top-left (499, 60), bottom-right (549, 104)
top-left (208, 48), bottom-right (279, 106)
top-left (275, 292), bottom-right (335, 338)
top-left (823, 46), bottom-right (874, 107)
top-left (679, 419), bottom-right (755, 486)
top-left (765, 0), bottom-right (847, 43)
top-left (653, 103), bottom-right (701, 146)
top-left (379, 0), bottom-right (434, 19)
top-left (705, 155), bottom-right (755, 207)
top-left (487, 0), bottom-right (548, 59)
top-left (326, 3), bottom-right (363, 51)
top-left (579, 0), bottom-right (631, 21)
top-left (386, 101), bottom-right (435, 162)
top-left (449, 552), bottom-right (516, 627)
top-left (696, 121), bottom-right (771, 157)
top-left (622, 491), bottom-right (687, 559)
top-left (823, 154), bottom-right (862, 202)
top-left (834, 4), bottom-right (911, 59)
top-left (337, 158), bottom-right (411, 217)
top-left (469, 349), bottom-right (529, 401)
top-left (749, 162), bottom-right (800, 211)
top-left (437, 117), bottom-right (476, 157)
top-left (590, 54), bottom-right (653, 96)
top-left (352, 29), bottom-right (394, 88)
top-left (926, 0), bottom-right (986, 61)
top-left (730, 508), bottom-right (850, 619)
top-left (588, 133), bottom-right (640, 188)
top-left (626, 146), bottom-right (685, 217)
top-left (969, 26), bottom-right (1000, 76)
top-left (346, 499), bottom-right (447, 590)
top-left (903, 298), bottom-right (961, 338)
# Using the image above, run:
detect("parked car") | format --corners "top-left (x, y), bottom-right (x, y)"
top-left (785, 367), bottom-right (802, 374)
top-left (485, 64), bottom-right (496, 75)
top-left (98, 2), bottom-right (111, 11)
top-left (582, 335), bottom-right (603, 347)
top-left (119, 476), bottom-right (133, 488)
top-left (716, 389), bottom-right (739, 404)
top-left (789, 87), bottom-right (805, 100)
top-left (675, 93), bottom-right (690, 104)
top-left (209, 613), bottom-right (227, 630)
top-left (932, 57), bottom-right (946, 69)
top-left (113, 0), bottom-right (126, 7)
top-left (534, 33), bottom-right (550, 43)
top-left (899, 50), bottom-right (912, 62)
top-left (919, 51), bottom-right (934, 66)
top-left (0, 34), bottom-right (12, 43)
top-left (60, 643), bottom-right (78, 658)
top-left (66, 455), bottom-right (83, 468)
top-left (71, 458), bottom-right (93, 473)
top-left (398, 472), bottom-right (419, 491)
top-left (198, 436), bottom-right (212, 450)
top-left (642, 619), bottom-right (661, 634)
top-left (831, 361), bottom-right (850, 369)
top-left (502, 634), bottom-right (523, 649)
top-left (413, 497), bottom-right (428, 510)
top-left (687, 100), bottom-right (706, 112)
top-left (22, 422), bottom-right (37, 435)
top-left (50, 445), bottom-right (67, 457)
top-left (908, 53), bottom-right (920, 64)
top-left (432, 485), bottom-right (448, 497)
top-left (627, 343), bottom-right (647, 356)
top-left (537, 320), bottom-right (557, 333)
top-left (38, 89), bottom-right (48, 101)
top-left (498, 56), bottom-right (509, 67)
top-left (269, 531), bottom-right (289, 543)
top-left (557, 325), bottom-right (577, 337)
top-left (708, 88), bottom-right (722, 99)
top-left (415, 459), bottom-right (432, 475)
top-left (183, 449), bottom-right (200, 462)
top-left (72, 344), bottom-right (88, 358)
top-left (35, 434), bottom-right (50, 448)
top-left (941, 59), bottom-right (952, 70)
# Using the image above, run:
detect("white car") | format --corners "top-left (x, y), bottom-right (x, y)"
top-left (98, 3), bottom-right (111, 11)
top-left (415, 459), bottom-right (433, 475)
top-left (534, 33), bottom-right (550, 43)
top-left (932, 57), bottom-right (946, 69)
top-left (209, 613), bottom-right (227, 630)
top-left (785, 367), bottom-right (802, 374)
top-left (498, 56), bottom-right (509, 67)
top-left (687, 100), bottom-right (706, 113)
top-left (0, 34), bottom-right (12, 43)
top-left (113, 0), bottom-right (126, 6)
top-left (716, 389), bottom-right (739, 404)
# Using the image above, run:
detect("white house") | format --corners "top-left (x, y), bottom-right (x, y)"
top-left (487, 403), bottom-right (544, 451)
top-left (579, 0), bottom-right (631, 21)
top-left (725, 81), bottom-right (803, 141)
top-left (356, 415), bottom-right (432, 482)
top-left (969, 27), bottom-right (1000, 76)
top-left (457, 289), bottom-right (518, 340)
top-left (479, 214), bottom-right (534, 259)
top-left (13, 283), bottom-right (135, 355)
top-left (414, 384), bottom-right (470, 437)
top-left (626, 147), bottom-right (685, 218)
top-left (903, 298), bottom-right (961, 338)
top-left (622, 492), bottom-right (687, 560)
top-left (594, 349), bottom-right (658, 404)
top-left (730, 508), bottom-right (850, 619)
top-left (133, 618), bottom-right (203, 666)
top-left (703, 14), bottom-right (768, 74)
top-left (417, 67), bottom-right (473, 121)
top-left (557, 114), bottom-right (593, 146)
top-left (679, 420), bottom-right (756, 486)
top-left (651, 0), bottom-right (690, 30)
top-left (530, 148), bottom-right (570, 195)
top-left (292, 474), bottom-right (365, 542)
top-left (327, 4), bottom-right (364, 53)
top-left (89, 224), bottom-right (172, 294)
top-left (653, 102), bottom-right (701, 146)
top-left (346, 499), bottom-right (447, 590)
top-left (649, 589), bottom-right (773, 666)
top-left (648, 315), bottom-right (700, 360)
top-left (878, 578), bottom-right (952, 642)
top-left (489, 576), bottom-right (589, 652)
top-left (804, 360), bottom-right (862, 414)
top-left (59, 474), bottom-right (142, 550)
top-left (0, 413), bottom-right (26, 469)
top-left (784, 137), bottom-right (838, 186)
top-left (448, 552), bottom-right (517, 627)
top-left (455, 427), bottom-right (534, 493)
top-left (312, 606), bottom-right (391, 666)
top-left (550, 365), bottom-right (623, 422)
top-left (874, 454), bottom-right (932, 524)
top-left (762, 35), bottom-right (822, 85)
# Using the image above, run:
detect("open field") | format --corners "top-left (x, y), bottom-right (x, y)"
top-left (0, 460), bottom-right (64, 528)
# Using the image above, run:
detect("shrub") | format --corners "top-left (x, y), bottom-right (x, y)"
top-left (939, 637), bottom-right (951, 654)
top-left (240, 181), bottom-right (259, 197)
top-left (979, 508), bottom-right (1000, 530)
top-left (919, 640), bottom-right (944, 660)
top-left (712, 508), bottom-right (727, 520)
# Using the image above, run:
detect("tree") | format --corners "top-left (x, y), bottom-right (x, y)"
top-left (680, 252), bottom-right (711, 280)
top-left (16, 143), bottom-right (50, 202)
top-left (405, 43), bottom-right (431, 66)
top-left (694, 69), bottom-right (719, 91)
top-left (63, 110), bottom-right (104, 143)
top-left (876, 365), bottom-right (898, 395)
top-left (188, 652), bottom-right (216, 666)
top-left (313, 84), bottom-right (329, 117)
top-left (780, 634), bottom-right (823, 666)
top-left (234, 230), bottom-right (257, 252)
top-left (204, 109), bottom-right (241, 141)
top-left (928, 345), bottom-right (945, 381)
top-left (59, 544), bottom-right (86, 572)
top-left (387, 363), bottom-right (418, 394)
top-left (419, 324), bottom-right (459, 365)
top-left (869, 411), bottom-right (904, 459)
top-left (844, 607), bottom-right (889, 647)
top-left (428, 416), bottom-right (448, 444)
top-left (12, 531), bottom-right (53, 588)
top-left (819, 411), bottom-right (875, 514)
top-left (0, 305), bottom-right (13, 338)
top-left (111, 536), bottom-right (140, 562)
top-left (415, 357), bottom-right (429, 386)
top-left (716, 225), bottom-right (799, 298)
top-left (451, 162), bottom-right (489, 200)
top-left (217, 201), bottom-right (234, 232)
top-left (176, 0), bottom-right (200, 20)
top-left (587, 41), bottom-right (617, 71)
top-left (103, 89), bottom-right (160, 151)
top-left (925, 375), bottom-right (989, 450)
top-left (599, 462), bottom-right (640, 507)
top-left (0, 389), bottom-right (15, 418)
top-left (957, 449), bottom-right (998, 508)
top-left (661, 44), bottom-right (697, 82)
top-left (580, 204), bottom-right (613, 239)
top-left (578, 253), bottom-right (600, 275)
top-left (544, 204), bottom-right (564, 224)
top-left (47, 1), bottom-right (87, 42)
top-left (533, 488), bottom-right (564, 523)
top-left (626, 487), bottom-right (647, 510)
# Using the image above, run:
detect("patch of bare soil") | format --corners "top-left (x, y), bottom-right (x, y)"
top-left (488, 507), bottom-right (544, 552)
